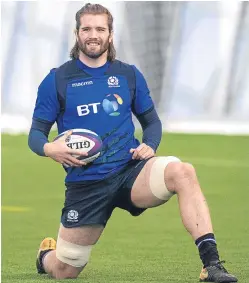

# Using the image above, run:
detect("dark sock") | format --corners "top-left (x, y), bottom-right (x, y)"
top-left (39, 250), bottom-right (52, 273)
top-left (195, 233), bottom-right (220, 267)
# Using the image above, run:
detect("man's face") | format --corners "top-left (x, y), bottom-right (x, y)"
top-left (77, 14), bottom-right (113, 59)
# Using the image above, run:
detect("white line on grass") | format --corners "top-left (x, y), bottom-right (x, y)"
top-left (1, 206), bottom-right (31, 212)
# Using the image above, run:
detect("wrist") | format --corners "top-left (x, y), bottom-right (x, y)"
top-left (43, 142), bottom-right (51, 157)
top-left (143, 142), bottom-right (156, 152)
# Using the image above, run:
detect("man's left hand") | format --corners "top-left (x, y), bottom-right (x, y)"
top-left (130, 143), bottom-right (155, 160)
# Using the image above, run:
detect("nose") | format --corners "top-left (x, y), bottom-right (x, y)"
top-left (88, 28), bottom-right (98, 39)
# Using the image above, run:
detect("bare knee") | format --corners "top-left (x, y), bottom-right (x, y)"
top-left (54, 260), bottom-right (84, 279)
top-left (165, 162), bottom-right (197, 193)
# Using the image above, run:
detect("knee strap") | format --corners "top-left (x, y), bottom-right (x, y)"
top-left (149, 156), bottom-right (181, 200)
top-left (56, 236), bottom-right (92, 268)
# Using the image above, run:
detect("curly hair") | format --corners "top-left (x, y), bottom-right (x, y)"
top-left (70, 3), bottom-right (116, 61)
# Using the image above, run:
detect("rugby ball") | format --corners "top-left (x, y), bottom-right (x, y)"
top-left (54, 129), bottom-right (102, 164)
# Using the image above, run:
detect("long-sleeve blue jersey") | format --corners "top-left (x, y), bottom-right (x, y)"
top-left (29, 59), bottom-right (162, 182)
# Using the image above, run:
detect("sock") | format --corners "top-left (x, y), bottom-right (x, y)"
top-left (195, 233), bottom-right (220, 267)
top-left (39, 250), bottom-right (53, 273)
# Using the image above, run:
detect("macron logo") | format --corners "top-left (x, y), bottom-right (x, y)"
top-left (72, 81), bottom-right (93, 87)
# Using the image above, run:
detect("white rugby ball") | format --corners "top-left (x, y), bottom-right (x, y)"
top-left (54, 128), bottom-right (103, 165)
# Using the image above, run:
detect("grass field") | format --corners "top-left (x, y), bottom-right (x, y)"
top-left (2, 133), bottom-right (249, 283)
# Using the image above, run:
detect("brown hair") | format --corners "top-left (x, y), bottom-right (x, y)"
top-left (70, 3), bottom-right (116, 61)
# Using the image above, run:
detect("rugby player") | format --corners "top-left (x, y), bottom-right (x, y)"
top-left (28, 3), bottom-right (237, 282)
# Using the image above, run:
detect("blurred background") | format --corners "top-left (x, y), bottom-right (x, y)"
top-left (1, 1), bottom-right (249, 135)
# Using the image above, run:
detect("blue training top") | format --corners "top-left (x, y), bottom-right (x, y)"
top-left (29, 59), bottom-right (162, 182)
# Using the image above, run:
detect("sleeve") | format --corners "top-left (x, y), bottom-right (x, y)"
top-left (131, 65), bottom-right (162, 151)
top-left (29, 69), bottom-right (59, 156)
top-left (135, 108), bottom-right (162, 152)
top-left (32, 69), bottom-right (60, 122)
top-left (131, 65), bottom-right (154, 115)
top-left (28, 119), bottom-right (53, 156)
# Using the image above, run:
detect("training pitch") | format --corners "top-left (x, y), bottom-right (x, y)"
top-left (2, 133), bottom-right (249, 282)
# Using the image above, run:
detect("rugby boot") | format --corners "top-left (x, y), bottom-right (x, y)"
top-left (36, 237), bottom-right (56, 274)
top-left (199, 260), bottom-right (238, 282)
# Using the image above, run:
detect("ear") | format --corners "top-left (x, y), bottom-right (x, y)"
top-left (74, 29), bottom-right (79, 42)
top-left (109, 30), bottom-right (114, 43)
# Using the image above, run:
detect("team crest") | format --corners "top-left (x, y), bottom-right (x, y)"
top-left (67, 210), bottom-right (79, 222)
top-left (108, 76), bottom-right (119, 87)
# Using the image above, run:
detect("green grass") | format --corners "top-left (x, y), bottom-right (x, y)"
top-left (2, 133), bottom-right (249, 282)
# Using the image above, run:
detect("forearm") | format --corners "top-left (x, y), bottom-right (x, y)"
top-left (28, 119), bottom-right (53, 156)
top-left (136, 108), bottom-right (162, 152)
top-left (142, 120), bottom-right (162, 151)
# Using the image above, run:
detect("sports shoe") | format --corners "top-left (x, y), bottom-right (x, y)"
top-left (36, 237), bottom-right (56, 274)
top-left (199, 260), bottom-right (238, 282)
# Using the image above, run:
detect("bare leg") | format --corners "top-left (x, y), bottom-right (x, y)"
top-left (126, 157), bottom-right (237, 281)
top-left (165, 162), bottom-right (213, 239)
top-left (131, 158), bottom-right (213, 240)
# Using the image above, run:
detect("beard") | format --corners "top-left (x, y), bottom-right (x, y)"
top-left (78, 37), bottom-right (110, 59)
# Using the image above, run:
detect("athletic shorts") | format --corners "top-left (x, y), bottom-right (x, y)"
top-left (61, 159), bottom-right (150, 228)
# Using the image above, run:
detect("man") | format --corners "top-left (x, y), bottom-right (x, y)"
top-left (28, 3), bottom-right (237, 282)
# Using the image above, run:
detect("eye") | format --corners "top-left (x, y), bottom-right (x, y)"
top-left (97, 27), bottom-right (106, 32)
top-left (81, 27), bottom-right (90, 32)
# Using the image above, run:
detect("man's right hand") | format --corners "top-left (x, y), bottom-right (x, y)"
top-left (43, 130), bottom-right (88, 167)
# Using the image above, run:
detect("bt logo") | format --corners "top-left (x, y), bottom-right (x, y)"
top-left (77, 103), bottom-right (101, 116)
top-left (102, 94), bottom-right (123, 116)
top-left (77, 94), bottom-right (123, 116)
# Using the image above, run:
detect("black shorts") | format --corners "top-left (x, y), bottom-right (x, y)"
top-left (61, 159), bottom-right (150, 228)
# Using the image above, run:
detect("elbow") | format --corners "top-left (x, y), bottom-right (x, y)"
top-left (28, 129), bottom-right (34, 153)
top-left (28, 128), bottom-right (43, 156)
top-left (28, 121), bottom-right (49, 156)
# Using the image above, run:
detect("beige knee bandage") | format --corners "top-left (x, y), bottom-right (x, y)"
top-left (56, 236), bottom-right (92, 268)
top-left (149, 156), bottom-right (181, 200)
